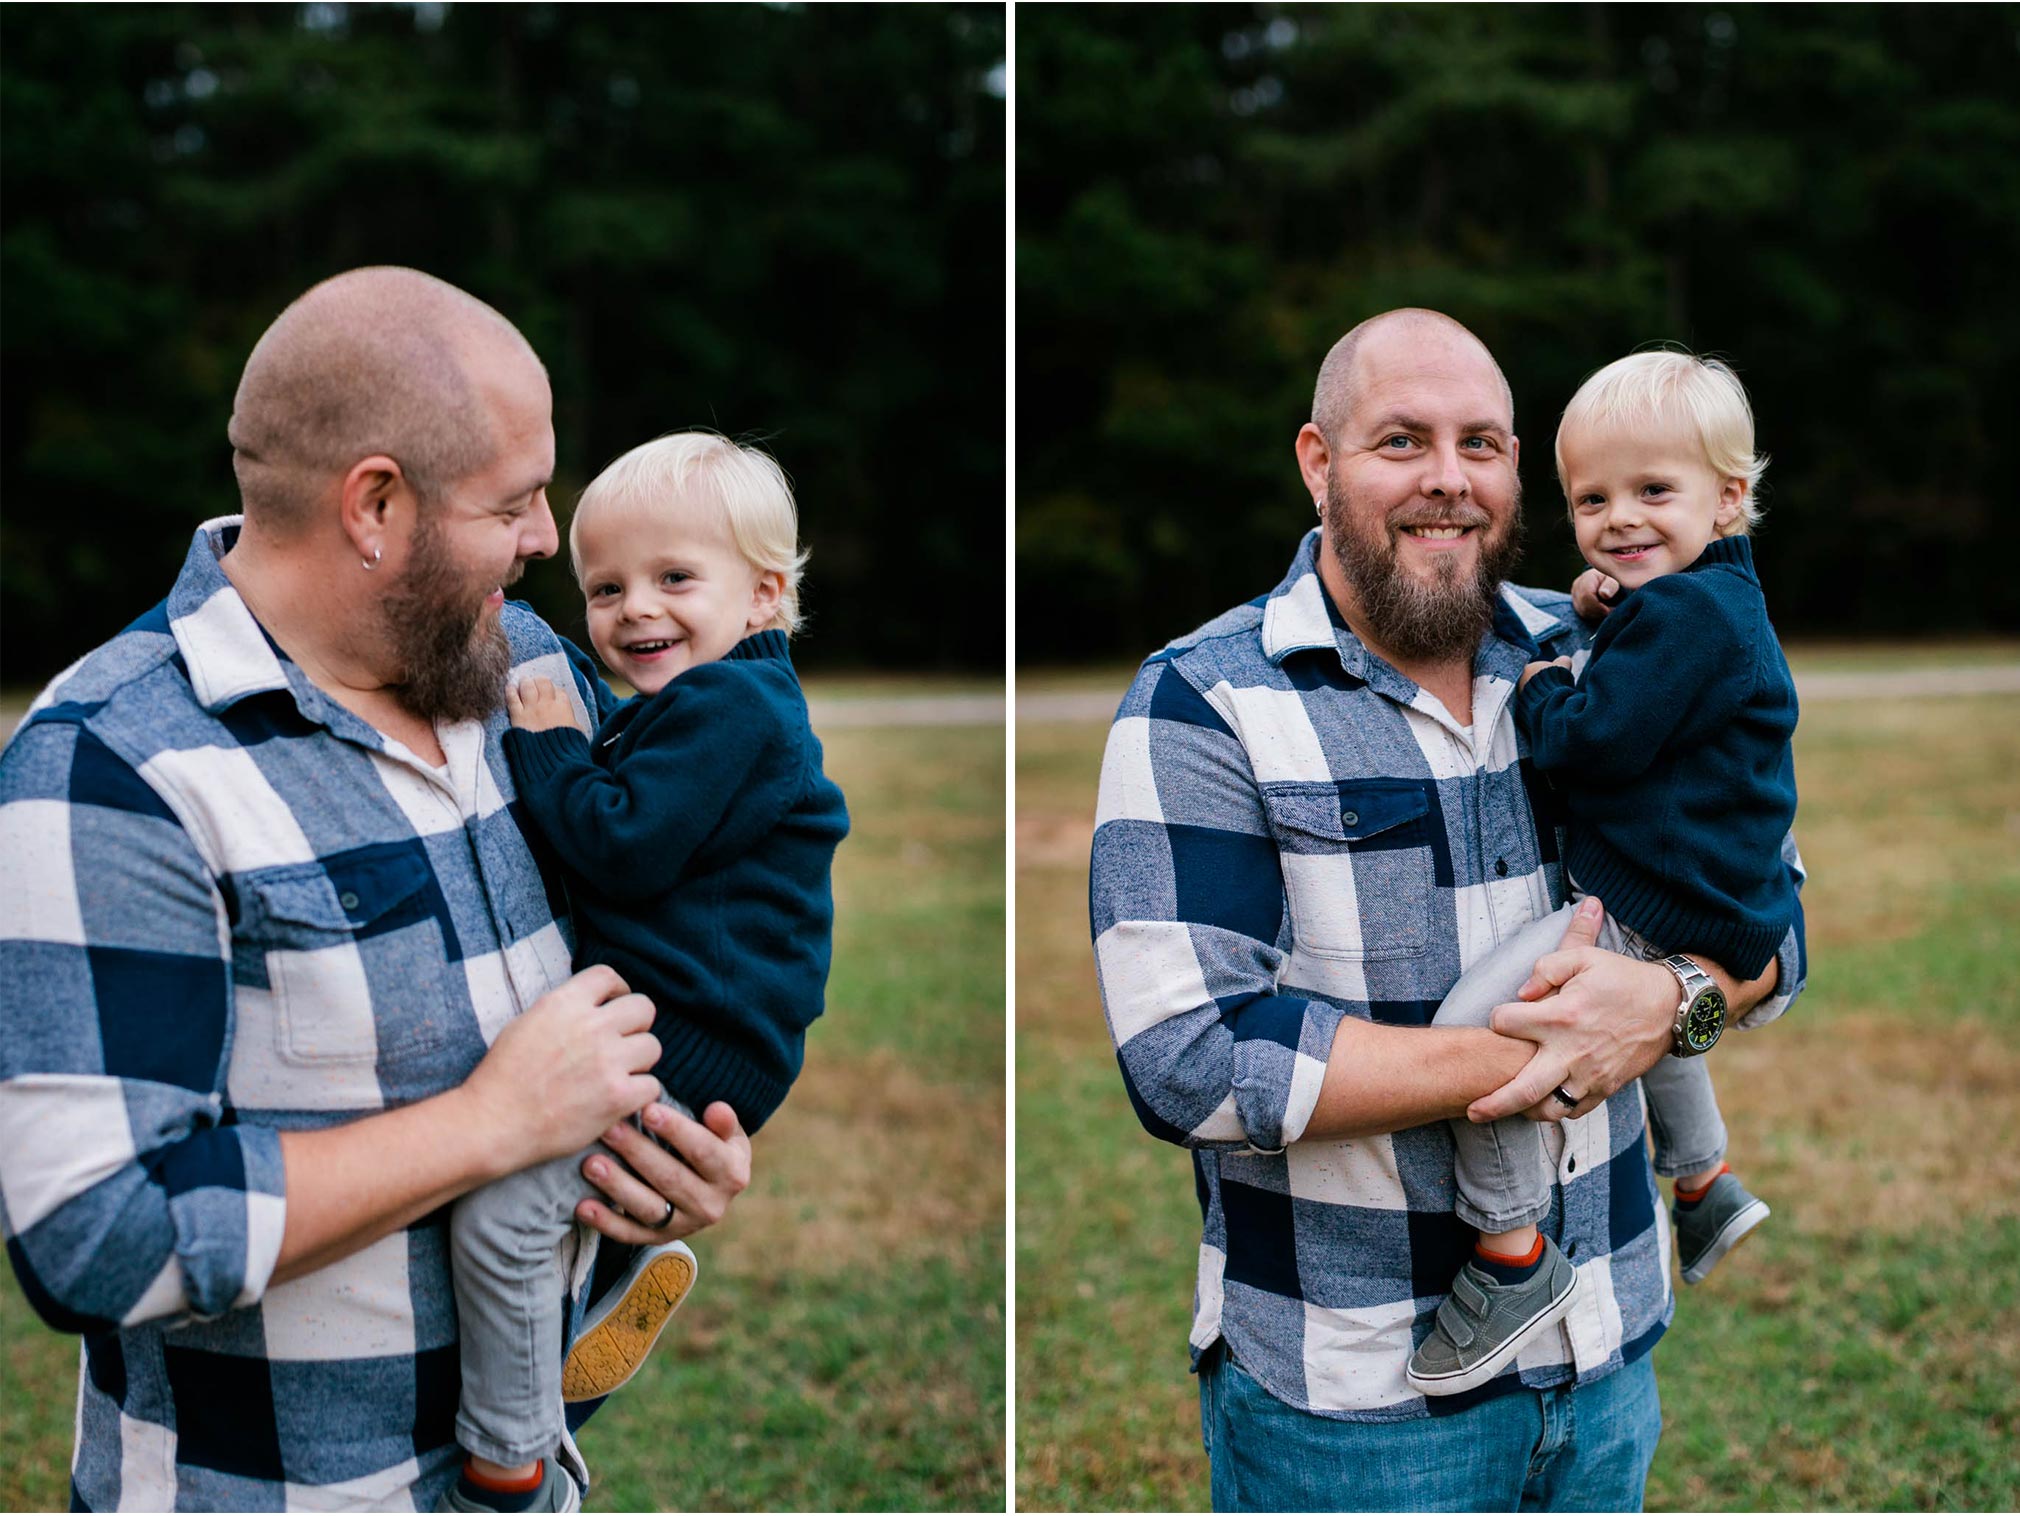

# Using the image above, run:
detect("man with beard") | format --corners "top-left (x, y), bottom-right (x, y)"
top-left (1088, 309), bottom-right (1804, 1510)
top-left (0, 268), bottom-right (753, 1511)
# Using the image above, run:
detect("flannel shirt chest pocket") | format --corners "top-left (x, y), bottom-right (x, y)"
top-left (233, 846), bottom-right (452, 1066)
top-left (1259, 780), bottom-right (1434, 960)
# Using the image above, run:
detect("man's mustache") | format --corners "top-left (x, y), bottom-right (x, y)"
top-left (1387, 504), bottom-right (1493, 533)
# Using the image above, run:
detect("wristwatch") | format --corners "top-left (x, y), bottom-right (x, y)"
top-left (1661, 955), bottom-right (1726, 1057)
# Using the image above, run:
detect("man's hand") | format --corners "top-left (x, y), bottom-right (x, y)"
top-left (1465, 898), bottom-right (1674, 1124)
top-left (507, 675), bottom-right (576, 732)
top-left (577, 1101), bottom-right (753, 1244)
top-left (460, 965), bottom-right (663, 1174)
top-left (1571, 568), bottom-right (1622, 620)
top-left (1519, 656), bottom-right (1573, 690)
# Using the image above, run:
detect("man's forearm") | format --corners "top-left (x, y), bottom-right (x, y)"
top-left (271, 1086), bottom-right (511, 1286)
top-left (1302, 1018), bottom-right (1536, 1142)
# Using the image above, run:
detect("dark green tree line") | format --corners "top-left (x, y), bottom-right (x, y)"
top-left (1017, 3), bottom-right (2020, 662)
top-left (2, 2), bottom-right (1005, 684)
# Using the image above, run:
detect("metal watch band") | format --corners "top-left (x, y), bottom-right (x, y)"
top-left (1661, 953), bottom-right (1724, 1057)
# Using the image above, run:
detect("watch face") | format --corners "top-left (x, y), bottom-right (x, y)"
top-left (1683, 990), bottom-right (1724, 1051)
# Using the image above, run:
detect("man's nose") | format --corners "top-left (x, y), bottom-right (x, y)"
top-left (520, 491), bottom-right (560, 561)
top-left (1421, 443), bottom-right (1470, 498)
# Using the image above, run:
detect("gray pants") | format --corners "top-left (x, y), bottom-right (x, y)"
top-left (1432, 902), bottom-right (1729, 1234)
top-left (449, 1092), bottom-right (688, 1467)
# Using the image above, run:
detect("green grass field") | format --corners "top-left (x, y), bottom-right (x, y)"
top-left (0, 702), bottom-right (1005, 1512)
top-left (1016, 646), bottom-right (2020, 1512)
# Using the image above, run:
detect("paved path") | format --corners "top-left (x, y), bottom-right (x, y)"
top-left (1014, 664), bottom-right (2020, 723)
top-left (809, 693), bottom-right (1005, 729)
top-left (4, 667), bottom-right (2015, 741)
top-left (0, 692), bottom-right (1011, 742)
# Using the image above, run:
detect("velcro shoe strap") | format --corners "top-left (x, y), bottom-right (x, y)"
top-left (1445, 1270), bottom-right (1491, 1346)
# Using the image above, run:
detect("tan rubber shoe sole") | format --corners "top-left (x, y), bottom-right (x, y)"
top-left (561, 1244), bottom-right (697, 1402)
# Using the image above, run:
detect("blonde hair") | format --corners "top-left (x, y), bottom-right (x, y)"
top-left (568, 432), bottom-right (809, 635)
top-left (1555, 348), bottom-right (1768, 533)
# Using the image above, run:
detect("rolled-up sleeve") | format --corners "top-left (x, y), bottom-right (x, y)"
top-left (0, 719), bottom-right (285, 1332)
top-left (1089, 659), bottom-right (1346, 1153)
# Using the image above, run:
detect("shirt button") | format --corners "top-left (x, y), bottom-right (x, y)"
top-left (339, 891), bottom-right (361, 912)
top-left (1494, 858), bottom-right (1508, 877)
top-left (1342, 810), bottom-right (1359, 827)
top-left (1567, 1156), bottom-right (1577, 1174)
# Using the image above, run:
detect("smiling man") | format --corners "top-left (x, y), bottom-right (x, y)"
top-left (0, 269), bottom-right (753, 1511)
top-left (1088, 309), bottom-right (1805, 1510)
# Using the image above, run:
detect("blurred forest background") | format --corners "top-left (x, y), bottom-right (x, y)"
top-left (1017, 2), bottom-right (2020, 664)
top-left (1, 1), bottom-right (1006, 689)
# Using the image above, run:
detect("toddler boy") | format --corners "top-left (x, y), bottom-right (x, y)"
top-left (441, 432), bottom-right (849, 1510)
top-left (1405, 351), bottom-right (1797, 1397)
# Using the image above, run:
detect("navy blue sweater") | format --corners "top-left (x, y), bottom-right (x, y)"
top-left (1515, 536), bottom-right (1798, 979)
top-left (503, 629), bottom-right (848, 1132)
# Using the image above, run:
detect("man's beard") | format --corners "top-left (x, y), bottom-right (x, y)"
top-left (379, 511), bottom-right (513, 723)
top-left (1324, 468), bottom-right (1526, 664)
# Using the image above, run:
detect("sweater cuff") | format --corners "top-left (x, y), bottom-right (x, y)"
top-left (502, 724), bottom-right (595, 789)
top-left (1516, 663), bottom-right (1575, 722)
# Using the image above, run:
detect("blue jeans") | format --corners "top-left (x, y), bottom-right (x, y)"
top-left (1200, 1346), bottom-right (1662, 1512)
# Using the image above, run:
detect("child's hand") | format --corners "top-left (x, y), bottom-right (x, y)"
top-left (1519, 657), bottom-right (1573, 690)
top-left (507, 676), bottom-right (576, 732)
top-left (1571, 569), bottom-right (1622, 619)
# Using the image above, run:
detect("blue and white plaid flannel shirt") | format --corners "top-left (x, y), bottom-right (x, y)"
top-left (0, 518), bottom-right (605, 1510)
top-left (1090, 530), bottom-right (1805, 1420)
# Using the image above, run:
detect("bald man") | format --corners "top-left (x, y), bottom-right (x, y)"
top-left (0, 269), bottom-right (752, 1511)
top-left (1089, 310), bottom-right (1806, 1510)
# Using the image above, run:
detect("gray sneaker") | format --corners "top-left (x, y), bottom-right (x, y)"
top-left (1675, 1172), bottom-right (1769, 1284)
top-left (1405, 1238), bottom-right (1580, 1397)
top-left (436, 1458), bottom-right (581, 1513)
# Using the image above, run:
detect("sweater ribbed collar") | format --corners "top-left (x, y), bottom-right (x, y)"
top-left (724, 628), bottom-right (794, 664)
top-left (1687, 534), bottom-right (1758, 580)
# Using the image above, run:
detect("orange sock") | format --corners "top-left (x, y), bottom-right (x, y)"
top-left (1476, 1235), bottom-right (1545, 1267)
top-left (1674, 1164), bottom-right (1730, 1205)
top-left (1472, 1233), bottom-right (1546, 1283)
top-left (463, 1459), bottom-right (544, 1494)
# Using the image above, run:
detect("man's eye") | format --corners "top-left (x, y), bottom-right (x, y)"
top-left (1383, 435), bottom-right (1413, 450)
top-left (1462, 436), bottom-right (1489, 450)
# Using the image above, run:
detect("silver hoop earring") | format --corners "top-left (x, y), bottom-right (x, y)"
top-left (362, 546), bottom-right (382, 571)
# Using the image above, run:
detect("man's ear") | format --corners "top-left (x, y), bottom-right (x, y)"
top-left (1509, 433), bottom-right (1520, 471)
top-left (339, 455), bottom-right (416, 565)
top-left (1294, 423), bottom-right (1332, 511)
top-left (747, 569), bottom-right (785, 632)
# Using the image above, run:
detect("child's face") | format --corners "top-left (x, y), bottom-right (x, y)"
top-left (576, 498), bottom-right (779, 696)
top-left (1559, 422), bottom-right (1746, 591)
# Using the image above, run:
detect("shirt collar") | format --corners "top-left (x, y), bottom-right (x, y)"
top-left (164, 517), bottom-right (301, 713)
top-left (1258, 527), bottom-right (1581, 685)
